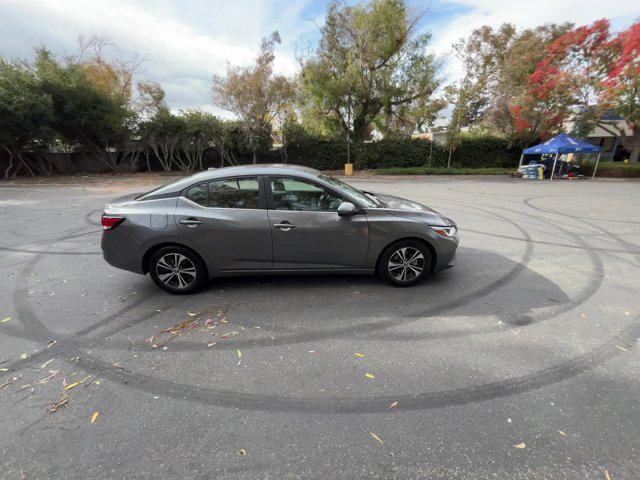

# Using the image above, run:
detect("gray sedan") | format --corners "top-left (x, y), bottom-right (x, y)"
top-left (101, 165), bottom-right (458, 294)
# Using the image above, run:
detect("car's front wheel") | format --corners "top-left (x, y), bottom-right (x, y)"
top-left (149, 246), bottom-right (207, 294)
top-left (378, 240), bottom-right (432, 287)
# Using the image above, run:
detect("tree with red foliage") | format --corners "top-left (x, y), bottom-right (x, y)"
top-left (525, 19), bottom-right (640, 162)
top-left (601, 22), bottom-right (640, 162)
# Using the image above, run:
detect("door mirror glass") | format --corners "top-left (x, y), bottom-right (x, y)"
top-left (337, 202), bottom-right (357, 216)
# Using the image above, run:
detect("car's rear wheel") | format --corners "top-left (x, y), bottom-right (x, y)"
top-left (378, 240), bottom-right (432, 287)
top-left (149, 246), bottom-right (207, 294)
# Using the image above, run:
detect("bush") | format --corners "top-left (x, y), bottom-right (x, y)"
top-left (578, 162), bottom-right (640, 178)
top-left (453, 135), bottom-right (520, 168)
top-left (279, 130), bottom-right (521, 170)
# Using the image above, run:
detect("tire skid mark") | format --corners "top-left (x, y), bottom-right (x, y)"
top-left (523, 195), bottom-right (640, 225)
top-left (2, 194), bottom-right (631, 415)
top-left (69, 319), bottom-right (640, 414)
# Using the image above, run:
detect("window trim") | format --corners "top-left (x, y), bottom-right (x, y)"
top-left (265, 175), bottom-right (349, 213)
top-left (181, 175), bottom-right (266, 210)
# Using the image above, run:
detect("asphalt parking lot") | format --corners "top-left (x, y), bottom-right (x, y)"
top-left (1, 173), bottom-right (639, 479)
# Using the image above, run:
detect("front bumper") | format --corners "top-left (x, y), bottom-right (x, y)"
top-left (432, 234), bottom-right (459, 272)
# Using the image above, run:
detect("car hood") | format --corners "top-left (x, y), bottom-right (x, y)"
top-left (372, 192), bottom-right (455, 227)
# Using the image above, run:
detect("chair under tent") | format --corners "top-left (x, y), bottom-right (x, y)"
top-left (518, 133), bottom-right (603, 181)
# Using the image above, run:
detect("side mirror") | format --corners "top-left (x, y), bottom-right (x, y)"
top-left (337, 202), bottom-right (358, 217)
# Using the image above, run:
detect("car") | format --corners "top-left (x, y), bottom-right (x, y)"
top-left (101, 165), bottom-right (459, 294)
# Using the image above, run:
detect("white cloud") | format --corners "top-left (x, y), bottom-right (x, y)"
top-left (0, 0), bottom-right (315, 109)
top-left (1, 0), bottom-right (636, 111)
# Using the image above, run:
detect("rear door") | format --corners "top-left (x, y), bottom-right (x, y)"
top-left (175, 176), bottom-right (272, 271)
top-left (266, 176), bottom-right (369, 269)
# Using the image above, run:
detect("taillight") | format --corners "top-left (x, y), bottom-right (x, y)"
top-left (101, 215), bottom-right (125, 230)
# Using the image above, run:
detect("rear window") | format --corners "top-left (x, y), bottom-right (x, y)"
top-left (185, 177), bottom-right (260, 209)
top-left (186, 184), bottom-right (207, 206)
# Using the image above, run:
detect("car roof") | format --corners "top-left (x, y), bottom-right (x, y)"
top-left (139, 164), bottom-right (322, 199)
top-left (205, 164), bottom-right (320, 178)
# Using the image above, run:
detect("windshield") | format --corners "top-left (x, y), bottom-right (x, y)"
top-left (318, 174), bottom-right (379, 208)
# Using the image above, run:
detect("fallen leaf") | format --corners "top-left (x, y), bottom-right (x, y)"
top-left (354, 353), bottom-right (365, 358)
top-left (40, 359), bottom-right (54, 369)
top-left (91, 411), bottom-right (100, 424)
top-left (604, 469), bottom-right (612, 480)
top-left (580, 313), bottom-right (588, 320)
top-left (49, 391), bottom-right (69, 413)
top-left (365, 373), bottom-right (375, 379)
top-left (65, 381), bottom-right (81, 391)
top-left (39, 370), bottom-right (59, 384)
top-left (1, 317), bottom-right (11, 323)
top-left (370, 432), bottom-right (384, 445)
top-left (514, 443), bottom-right (526, 449)
top-left (389, 401), bottom-right (398, 409)
top-left (238, 449), bottom-right (247, 456)
top-left (237, 349), bottom-right (242, 358)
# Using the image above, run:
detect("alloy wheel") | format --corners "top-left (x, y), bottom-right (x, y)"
top-left (155, 253), bottom-right (197, 290)
top-left (387, 247), bottom-right (425, 283)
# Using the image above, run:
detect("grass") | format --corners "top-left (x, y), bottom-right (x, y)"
top-left (374, 166), bottom-right (514, 176)
top-left (374, 162), bottom-right (640, 178)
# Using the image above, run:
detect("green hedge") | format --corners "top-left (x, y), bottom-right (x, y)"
top-left (579, 162), bottom-right (640, 178)
top-left (375, 167), bottom-right (513, 175)
top-left (279, 134), bottom-right (521, 170)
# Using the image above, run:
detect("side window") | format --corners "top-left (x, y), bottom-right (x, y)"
top-left (186, 184), bottom-right (207, 206)
top-left (208, 177), bottom-right (260, 209)
top-left (269, 177), bottom-right (343, 212)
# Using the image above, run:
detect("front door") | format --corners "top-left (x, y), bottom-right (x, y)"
top-left (266, 176), bottom-right (369, 269)
top-left (175, 176), bottom-right (272, 271)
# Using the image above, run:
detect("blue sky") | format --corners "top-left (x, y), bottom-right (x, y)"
top-left (0, 0), bottom-right (637, 114)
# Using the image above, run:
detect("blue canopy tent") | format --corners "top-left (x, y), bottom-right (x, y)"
top-left (519, 133), bottom-right (602, 180)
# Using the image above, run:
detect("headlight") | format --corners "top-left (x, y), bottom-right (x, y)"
top-left (430, 225), bottom-right (457, 237)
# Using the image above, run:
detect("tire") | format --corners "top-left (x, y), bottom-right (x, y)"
top-left (378, 239), bottom-right (432, 287)
top-left (148, 246), bottom-right (207, 294)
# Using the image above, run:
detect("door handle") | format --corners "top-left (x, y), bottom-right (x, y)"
top-left (273, 222), bottom-right (295, 231)
top-left (180, 218), bottom-right (203, 227)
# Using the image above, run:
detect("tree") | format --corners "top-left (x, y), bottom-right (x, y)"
top-left (601, 22), bottom-right (640, 162)
top-left (298, 0), bottom-right (441, 141)
top-left (451, 22), bottom-right (572, 145)
top-left (527, 19), bottom-right (640, 161)
top-left (34, 47), bottom-right (134, 171)
top-left (133, 80), bottom-right (166, 121)
top-left (528, 19), bottom-right (611, 134)
top-left (212, 32), bottom-right (292, 164)
top-left (0, 58), bottom-right (54, 178)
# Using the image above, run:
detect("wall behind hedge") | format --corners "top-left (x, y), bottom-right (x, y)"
top-left (278, 135), bottom-right (521, 170)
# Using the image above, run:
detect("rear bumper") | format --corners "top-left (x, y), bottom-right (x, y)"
top-left (101, 229), bottom-right (144, 274)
